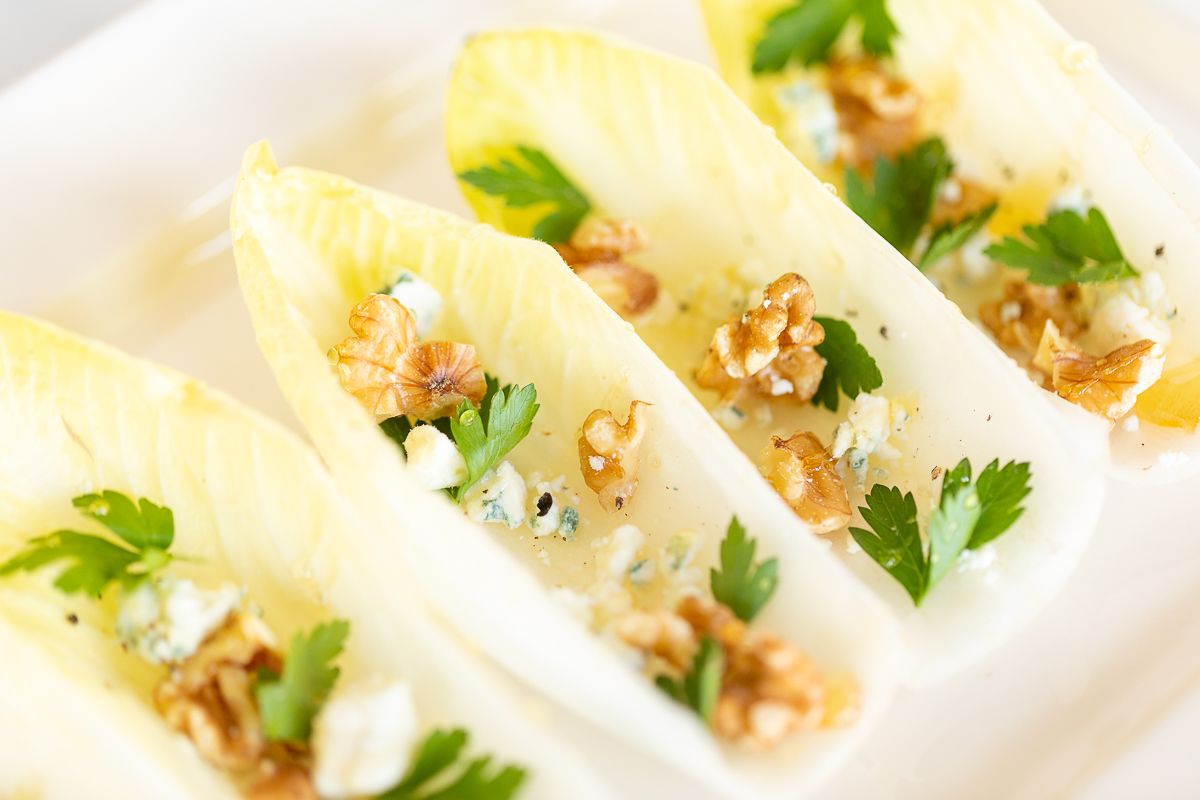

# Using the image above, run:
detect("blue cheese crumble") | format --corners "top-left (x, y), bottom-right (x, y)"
top-left (402, 424), bottom-right (467, 491)
top-left (773, 79), bottom-right (839, 165)
top-left (463, 461), bottom-right (527, 529)
top-left (312, 677), bottom-right (419, 799)
top-left (115, 576), bottom-right (242, 664)
top-left (526, 474), bottom-right (581, 540)
top-left (831, 393), bottom-right (911, 486)
top-left (386, 270), bottom-right (442, 337)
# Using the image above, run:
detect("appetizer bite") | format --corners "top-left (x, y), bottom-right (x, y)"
top-left (698, 0), bottom-right (1200, 478)
top-left (234, 142), bottom-right (906, 799)
top-left (445, 29), bottom-right (1106, 683)
top-left (0, 313), bottom-right (606, 800)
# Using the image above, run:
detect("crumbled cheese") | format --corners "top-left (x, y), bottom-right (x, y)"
top-left (551, 587), bottom-right (595, 625)
top-left (831, 393), bottom-right (910, 486)
top-left (601, 525), bottom-right (646, 582)
top-left (526, 475), bottom-right (581, 540)
top-left (664, 530), bottom-right (702, 572)
top-left (769, 377), bottom-right (795, 396)
top-left (956, 544), bottom-right (998, 574)
top-left (386, 270), bottom-right (442, 337)
top-left (939, 178), bottom-right (963, 205)
top-left (773, 79), bottom-right (840, 165)
top-left (403, 425), bottom-right (467, 491)
top-left (628, 559), bottom-right (657, 586)
top-left (463, 461), bottom-right (526, 529)
top-left (312, 677), bottom-right (419, 799)
top-left (1080, 271), bottom-right (1174, 353)
top-left (712, 403), bottom-right (747, 431)
top-left (116, 576), bottom-right (241, 665)
top-left (999, 301), bottom-right (1023, 324)
top-left (1049, 185), bottom-right (1090, 215)
top-left (958, 230), bottom-right (995, 281)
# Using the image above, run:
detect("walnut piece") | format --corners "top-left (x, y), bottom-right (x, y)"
top-left (616, 595), bottom-right (853, 749)
top-left (579, 401), bottom-right (650, 512)
top-left (761, 432), bottom-right (852, 534)
top-left (155, 612), bottom-right (282, 772)
top-left (555, 218), bottom-right (659, 316)
top-left (1038, 321), bottom-right (1163, 420)
top-left (980, 281), bottom-right (1084, 359)
top-left (333, 294), bottom-right (485, 421)
top-left (828, 57), bottom-right (923, 170)
top-left (245, 765), bottom-right (319, 800)
top-left (696, 273), bottom-right (827, 404)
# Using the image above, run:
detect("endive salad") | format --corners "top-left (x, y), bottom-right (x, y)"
top-left (698, 0), bottom-right (1200, 479)
top-left (233, 142), bottom-right (906, 799)
top-left (0, 314), bottom-right (607, 800)
top-left (445, 28), bottom-right (1105, 682)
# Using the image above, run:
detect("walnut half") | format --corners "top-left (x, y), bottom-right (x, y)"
top-left (761, 432), bottom-right (852, 534)
top-left (555, 218), bottom-right (659, 316)
top-left (697, 273), bottom-right (827, 404)
top-left (154, 612), bottom-right (282, 772)
top-left (614, 595), bottom-right (854, 749)
top-left (827, 56), bottom-right (923, 170)
top-left (579, 401), bottom-right (650, 512)
top-left (1037, 321), bottom-right (1163, 421)
top-left (333, 294), bottom-right (486, 421)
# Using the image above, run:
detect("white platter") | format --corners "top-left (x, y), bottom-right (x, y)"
top-left (1, 1), bottom-right (1198, 797)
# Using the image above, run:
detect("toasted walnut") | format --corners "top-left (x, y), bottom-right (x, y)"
top-left (333, 294), bottom-right (485, 421)
top-left (828, 57), bottom-right (922, 170)
top-left (245, 765), bottom-right (318, 800)
top-left (555, 218), bottom-right (659, 316)
top-left (1038, 322), bottom-right (1163, 420)
top-left (681, 596), bottom-right (845, 749)
top-left (761, 432), bottom-right (852, 534)
top-left (930, 178), bottom-right (997, 227)
top-left (579, 401), bottom-right (650, 512)
top-left (611, 607), bottom-right (696, 672)
top-left (980, 281), bottom-right (1084, 358)
top-left (697, 274), bottom-right (826, 403)
top-left (155, 612), bottom-right (282, 772)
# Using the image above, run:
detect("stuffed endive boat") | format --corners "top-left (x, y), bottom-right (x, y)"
top-left (697, 0), bottom-right (1200, 480)
top-left (233, 142), bottom-right (908, 799)
top-left (0, 313), bottom-right (609, 800)
top-left (445, 29), bottom-right (1108, 683)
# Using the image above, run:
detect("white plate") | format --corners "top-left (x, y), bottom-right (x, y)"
top-left (1, 1), bottom-right (1198, 797)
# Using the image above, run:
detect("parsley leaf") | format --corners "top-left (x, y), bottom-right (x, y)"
top-left (984, 207), bottom-right (1139, 286)
top-left (969, 458), bottom-right (1033, 549)
top-left (256, 619), bottom-right (349, 743)
top-left (0, 491), bottom-right (175, 597)
top-left (457, 146), bottom-right (591, 244)
top-left (710, 517), bottom-right (778, 623)
top-left (845, 137), bottom-right (952, 256)
top-left (380, 415), bottom-right (414, 456)
top-left (449, 375), bottom-right (539, 501)
top-left (655, 636), bottom-right (724, 725)
top-left (848, 485), bottom-right (926, 604)
top-left (377, 728), bottom-right (527, 800)
top-left (917, 203), bottom-right (997, 271)
top-left (752, 0), bottom-right (899, 73)
top-left (850, 458), bottom-right (1032, 605)
top-left (812, 316), bottom-right (884, 412)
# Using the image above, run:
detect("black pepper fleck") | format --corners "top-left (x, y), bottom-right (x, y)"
top-left (536, 492), bottom-right (553, 517)
top-left (845, 309), bottom-right (859, 318)
top-left (1155, 244), bottom-right (1165, 257)
top-left (614, 496), bottom-right (624, 510)
top-left (986, 414), bottom-right (992, 421)
top-left (879, 325), bottom-right (889, 340)
top-left (66, 613), bottom-right (79, 625)
top-left (1001, 165), bottom-right (1016, 181)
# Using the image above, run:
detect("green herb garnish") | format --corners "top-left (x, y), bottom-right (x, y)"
top-left (458, 146), bottom-right (591, 244)
top-left (377, 728), bottom-right (526, 800)
top-left (849, 458), bottom-right (1031, 605)
top-left (655, 636), bottom-right (724, 726)
top-left (985, 207), bottom-right (1139, 286)
top-left (917, 203), bottom-right (997, 271)
top-left (752, 0), bottom-right (899, 73)
top-left (812, 316), bottom-right (883, 412)
top-left (0, 491), bottom-right (174, 597)
top-left (449, 375), bottom-right (539, 501)
top-left (256, 619), bottom-right (350, 743)
top-left (845, 137), bottom-right (952, 256)
top-left (710, 517), bottom-right (778, 623)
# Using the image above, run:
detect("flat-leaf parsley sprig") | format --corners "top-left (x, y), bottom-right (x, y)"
top-left (985, 207), bottom-right (1139, 286)
top-left (458, 147), bottom-right (592, 244)
top-left (752, 0), bottom-right (900, 73)
top-left (0, 490), bottom-right (175, 597)
top-left (710, 516), bottom-right (779, 623)
top-left (849, 458), bottom-right (1031, 605)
